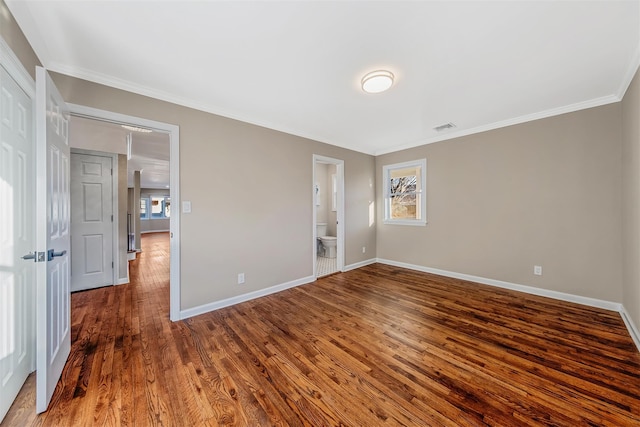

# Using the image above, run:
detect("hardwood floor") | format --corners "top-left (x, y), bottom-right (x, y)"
top-left (3, 232), bottom-right (640, 426)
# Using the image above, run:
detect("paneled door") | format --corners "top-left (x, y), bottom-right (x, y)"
top-left (0, 63), bottom-right (34, 423)
top-left (35, 66), bottom-right (71, 413)
top-left (70, 152), bottom-right (113, 291)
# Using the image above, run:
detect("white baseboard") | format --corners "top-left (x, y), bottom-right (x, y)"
top-left (174, 257), bottom-right (640, 353)
top-left (343, 258), bottom-right (377, 272)
top-left (376, 258), bottom-right (640, 353)
top-left (117, 268), bottom-right (130, 285)
top-left (620, 305), bottom-right (640, 353)
top-left (377, 258), bottom-right (621, 311)
top-left (180, 275), bottom-right (316, 320)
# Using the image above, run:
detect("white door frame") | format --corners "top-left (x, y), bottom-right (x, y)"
top-left (68, 104), bottom-right (181, 321)
top-left (70, 148), bottom-right (119, 288)
top-left (312, 155), bottom-right (345, 277)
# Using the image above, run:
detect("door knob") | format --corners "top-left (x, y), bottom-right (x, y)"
top-left (47, 249), bottom-right (67, 261)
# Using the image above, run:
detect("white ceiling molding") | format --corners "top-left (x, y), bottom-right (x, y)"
top-left (7, 1), bottom-right (640, 156)
top-left (615, 46), bottom-right (640, 100)
top-left (375, 94), bottom-right (622, 156)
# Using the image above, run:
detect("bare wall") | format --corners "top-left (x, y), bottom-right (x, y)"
top-left (47, 73), bottom-right (376, 311)
top-left (622, 66), bottom-right (640, 331)
top-left (376, 104), bottom-right (623, 303)
top-left (0, 0), bottom-right (40, 78)
top-left (5, 0), bottom-right (632, 323)
top-left (2, 0), bottom-right (377, 310)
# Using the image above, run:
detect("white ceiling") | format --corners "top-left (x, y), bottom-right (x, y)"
top-left (7, 1), bottom-right (640, 155)
top-left (70, 116), bottom-right (170, 189)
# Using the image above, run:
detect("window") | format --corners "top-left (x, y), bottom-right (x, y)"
top-left (140, 195), bottom-right (170, 220)
top-left (140, 198), bottom-right (148, 219)
top-left (383, 159), bottom-right (427, 225)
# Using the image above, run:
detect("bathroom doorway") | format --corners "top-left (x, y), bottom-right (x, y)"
top-left (313, 155), bottom-right (344, 277)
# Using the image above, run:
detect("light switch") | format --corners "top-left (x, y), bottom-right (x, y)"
top-left (182, 201), bottom-right (192, 213)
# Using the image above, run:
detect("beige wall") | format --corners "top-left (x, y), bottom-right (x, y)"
top-left (2, 0), bottom-right (636, 335)
top-left (140, 219), bottom-right (170, 233)
top-left (16, 16), bottom-right (378, 293)
top-left (622, 67), bottom-right (640, 331)
top-left (377, 104), bottom-right (623, 303)
top-left (0, 0), bottom-right (40, 78)
top-left (44, 73), bottom-right (376, 310)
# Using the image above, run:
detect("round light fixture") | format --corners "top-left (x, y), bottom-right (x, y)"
top-left (361, 70), bottom-right (394, 94)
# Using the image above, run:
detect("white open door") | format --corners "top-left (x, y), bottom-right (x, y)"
top-left (35, 67), bottom-right (70, 413)
top-left (0, 62), bottom-right (35, 422)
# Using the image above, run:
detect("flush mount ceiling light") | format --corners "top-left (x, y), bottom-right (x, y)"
top-left (121, 124), bottom-right (152, 133)
top-left (361, 70), bottom-right (394, 94)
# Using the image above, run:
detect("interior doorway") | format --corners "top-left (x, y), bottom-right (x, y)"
top-left (68, 104), bottom-right (181, 321)
top-left (313, 155), bottom-right (344, 278)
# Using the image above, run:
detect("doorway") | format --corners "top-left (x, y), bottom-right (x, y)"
top-left (67, 104), bottom-right (181, 321)
top-left (313, 155), bottom-right (344, 277)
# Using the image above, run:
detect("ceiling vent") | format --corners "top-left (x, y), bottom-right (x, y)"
top-left (433, 122), bottom-right (456, 132)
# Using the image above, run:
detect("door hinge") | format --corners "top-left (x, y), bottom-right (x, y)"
top-left (111, 168), bottom-right (113, 176)
top-left (111, 214), bottom-right (113, 222)
top-left (112, 261), bottom-right (114, 268)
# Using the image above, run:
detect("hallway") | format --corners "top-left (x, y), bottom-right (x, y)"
top-left (2, 232), bottom-right (171, 426)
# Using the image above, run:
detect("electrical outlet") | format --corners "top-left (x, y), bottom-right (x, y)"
top-left (534, 265), bottom-right (542, 276)
top-left (238, 273), bottom-right (245, 284)
top-left (362, 246), bottom-right (366, 254)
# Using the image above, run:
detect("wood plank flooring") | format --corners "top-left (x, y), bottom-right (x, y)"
top-left (3, 232), bottom-right (640, 426)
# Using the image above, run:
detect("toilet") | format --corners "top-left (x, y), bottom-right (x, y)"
top-left (316, 223), bottom-right (337, 258)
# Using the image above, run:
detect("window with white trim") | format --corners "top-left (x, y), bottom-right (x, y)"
top-left (140, 198), bottom-right (148, 219)
top-left (140, 195), bottom-right (170, 220)
top-left (383, 159), bottom-right (427, 225)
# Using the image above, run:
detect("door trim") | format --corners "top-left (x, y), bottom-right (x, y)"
top-left (0, 38), bottom-right (34, 98)
top-left (312, 155), bottom-right (345, 277)
top-left (67, 104), bottom-right (181, 321)
top-left (70, 148), bottom-right (119, 288)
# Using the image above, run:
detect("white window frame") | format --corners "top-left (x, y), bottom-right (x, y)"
top-left (383, 158), bottom-right (427, 226)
